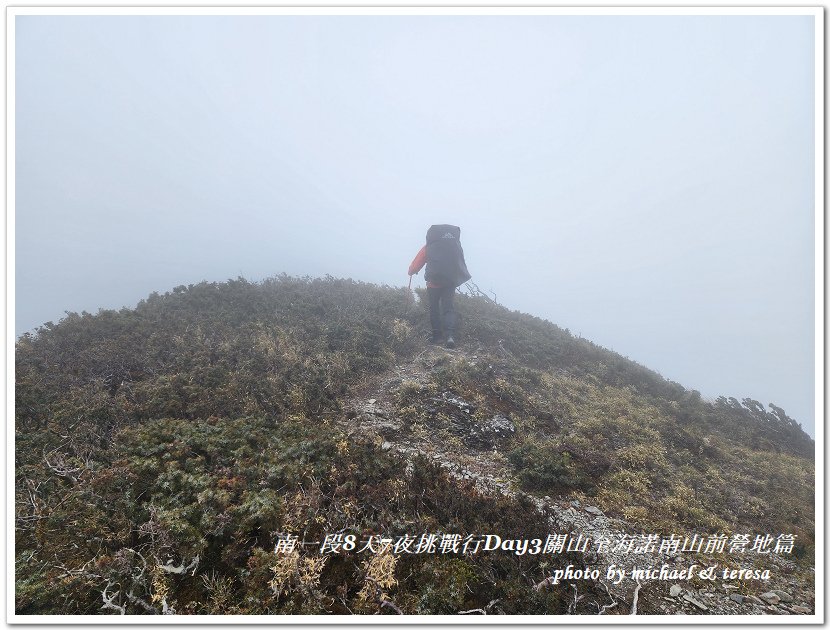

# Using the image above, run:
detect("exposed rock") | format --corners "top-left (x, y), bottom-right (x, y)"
top-left (439, 391), bottom-right (474, 413)
top-left (771, 590), bottom-right (793, 603)
top-left (584, 506), bottom-right (603, 516)
top-left (729, 593), bottom-right (745, 604)
top-left (791, 605), bottom-right (812, 614)
top-left (368, 398), bottom-right (377, 405)
top-left (487, 414), bottom-right (515, 434)
top-left (682, 594), bottom-right (708, 611)
top-left (745, 595), bottom-right (764, 605)
top-left (669, 585), bottom-right (683, 597)
top-left (466, 414), bottom-right (515, 447)
top-left (760, 592), bottom-right (780, 605)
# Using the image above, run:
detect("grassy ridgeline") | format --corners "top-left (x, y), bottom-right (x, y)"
top-left (15, 275), bottom-right (814, 614)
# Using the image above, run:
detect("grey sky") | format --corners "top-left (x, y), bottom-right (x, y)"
top-left (14, 14), bottom-right (817, 434)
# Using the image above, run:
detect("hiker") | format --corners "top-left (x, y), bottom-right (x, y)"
top-left (408, 224), bottom-right (471, 348)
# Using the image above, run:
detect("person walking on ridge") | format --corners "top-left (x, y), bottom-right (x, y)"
top-left (408, 224), bottom-right (471, 348)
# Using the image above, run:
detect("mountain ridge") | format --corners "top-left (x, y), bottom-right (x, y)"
top-left (14, 274), bottom-right (815, 615)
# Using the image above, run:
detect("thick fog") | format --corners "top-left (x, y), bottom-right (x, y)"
top-left (14, 14), bottom-right (816, 435)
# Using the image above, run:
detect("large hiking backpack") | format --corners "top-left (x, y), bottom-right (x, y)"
top-left (424, 224), bottom-right (472, 288)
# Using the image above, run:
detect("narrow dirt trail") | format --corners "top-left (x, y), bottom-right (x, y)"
top-left (333, 342), bottom-right (813, 616)
top-left (342, 344), bottom-right (515, 493)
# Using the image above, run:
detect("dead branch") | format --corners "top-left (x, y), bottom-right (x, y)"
top-left (54, 557), bottom-right (99, 581)
top-left (462, 281), bottom-right (498, 305)
top-left (599, 579), bottom-right (613, 597)
top-left (568, 583), bottom-right (585, 614)
top-left (534, 575), bottom-right (555, 591)
top-left (125, 547), bottom-right (149, 576)
top-left (125, 590), bottom-right (157, 614)
top-left (161, 596), bottom-right (175, 615)
top-left (496, 340), bottom-right (515, 361)
top-left (459, 598), bottom-right (500, 615)
top-left (380, 599), bottom-right (403, 615)
top-left (16, 480), bottom-right (48, 529)
top-left (630, 578), bottom-right (642, 615)
top-left (101, 582), bottom-right (125, 615)
top-left (160, 554), bottom-right (200, 576)
top-left (26, 478), bottom-right (43, 515)
top-left (42, 448), bottom-right (82, 485)
top-left (365, 575), bottom-right (403, 615)
top-left (596, 580), bottom-right (619, 615)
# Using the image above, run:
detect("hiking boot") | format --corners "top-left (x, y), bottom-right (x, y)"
top-left (445, 336), bottom-right (456, 349)
top-left (430, 333), bottom-right (443, 344)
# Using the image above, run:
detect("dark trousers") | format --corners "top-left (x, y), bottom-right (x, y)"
top-left (427, 286), bottom-right (457, 338)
